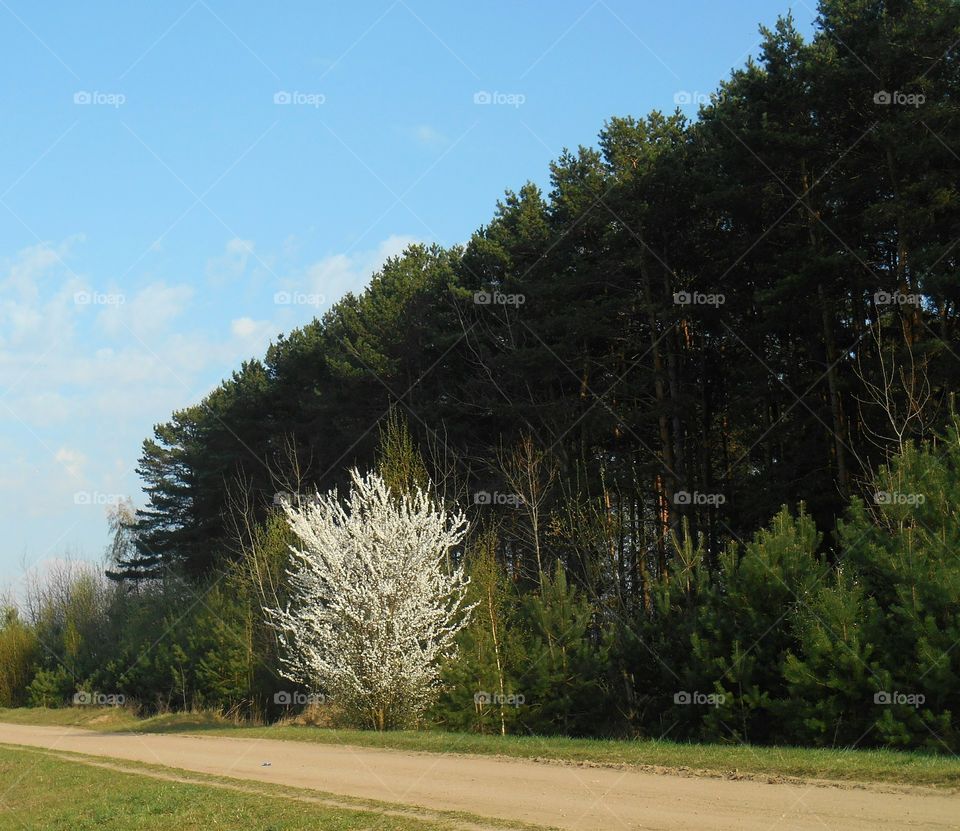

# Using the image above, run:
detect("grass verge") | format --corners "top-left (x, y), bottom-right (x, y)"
top-left (2, 706), bottom-right (959, 790)
top-left (0, 743), bottom-right (527, 831)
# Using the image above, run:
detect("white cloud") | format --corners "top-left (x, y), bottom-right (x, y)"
top-left (206, 237), bottom-right (255, 283)
top-left (54, 447), bottom-right (86, 480)
top-left (97, 281), bottom-right (194, 338)
top-left (230, 316), bottom-right (275, 348)
top-left (373, 234), bottom-right (420, 264)
top-left (0, 237), bottom-right (85, 348)
top-left (304, 234), bottom-right (419, 302)
top-left (231, 316), bottom-right (258, 338)
top-left (306, 253), bottom-right (353, 297)
top-left (406, 124), bottom-right (448, 147)
top-left (3, 235), bottom-right (85, 298)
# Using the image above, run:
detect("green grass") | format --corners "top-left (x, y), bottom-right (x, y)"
top-left (3, 706), bottom-right (960, 790)
top-left (0, 706), bottom-right (142, 729)
top-left (0, 744), bottom-right (455, 831)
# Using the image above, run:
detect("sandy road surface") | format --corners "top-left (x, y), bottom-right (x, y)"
top-left (1, 724), bottom-right (957, 830)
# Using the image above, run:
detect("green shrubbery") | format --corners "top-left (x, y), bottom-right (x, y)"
top-left (431, 422), bottom-right (960, 750)
top-left (0, 609), bottom-right (37, 707)
top-left (433, 548), bottom-right (612, 736)
top-left (5, 423), bottom-right (960, 751)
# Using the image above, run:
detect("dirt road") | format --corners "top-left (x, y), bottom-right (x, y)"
top-left (1, 723), bottom-right (957, 830)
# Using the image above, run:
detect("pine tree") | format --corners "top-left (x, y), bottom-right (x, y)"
top-left (516, 562), bottom-right (611, 736)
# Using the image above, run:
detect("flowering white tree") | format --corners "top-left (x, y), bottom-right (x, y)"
top-left (266, 468), bottom-right (474, 730)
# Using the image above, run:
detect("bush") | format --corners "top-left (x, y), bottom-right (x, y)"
top-left (0, 609), bottom-right (38, 707)
top-left (27, 667), bottom-right (73, 708)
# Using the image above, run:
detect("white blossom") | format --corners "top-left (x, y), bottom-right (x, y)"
top-left (265, 468), bottom-right (474, 729)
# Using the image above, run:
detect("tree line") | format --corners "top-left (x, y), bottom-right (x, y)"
top-left (126, 0), bottom-right (958, 586)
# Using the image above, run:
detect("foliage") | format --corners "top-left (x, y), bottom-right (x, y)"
top-left (0, 609), bottom-right (38, 707)
top-left (27, 668), bottom-right (73, 708)
top-left (514, 562), bottom-right (612, 736)
top-left (433, 531), bottom-right (526, 734)
top-left (822, 417), bottom-right (960, 751)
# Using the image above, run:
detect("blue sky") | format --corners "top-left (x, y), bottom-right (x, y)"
top-left (0, 0), bottom-right (816, 590)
